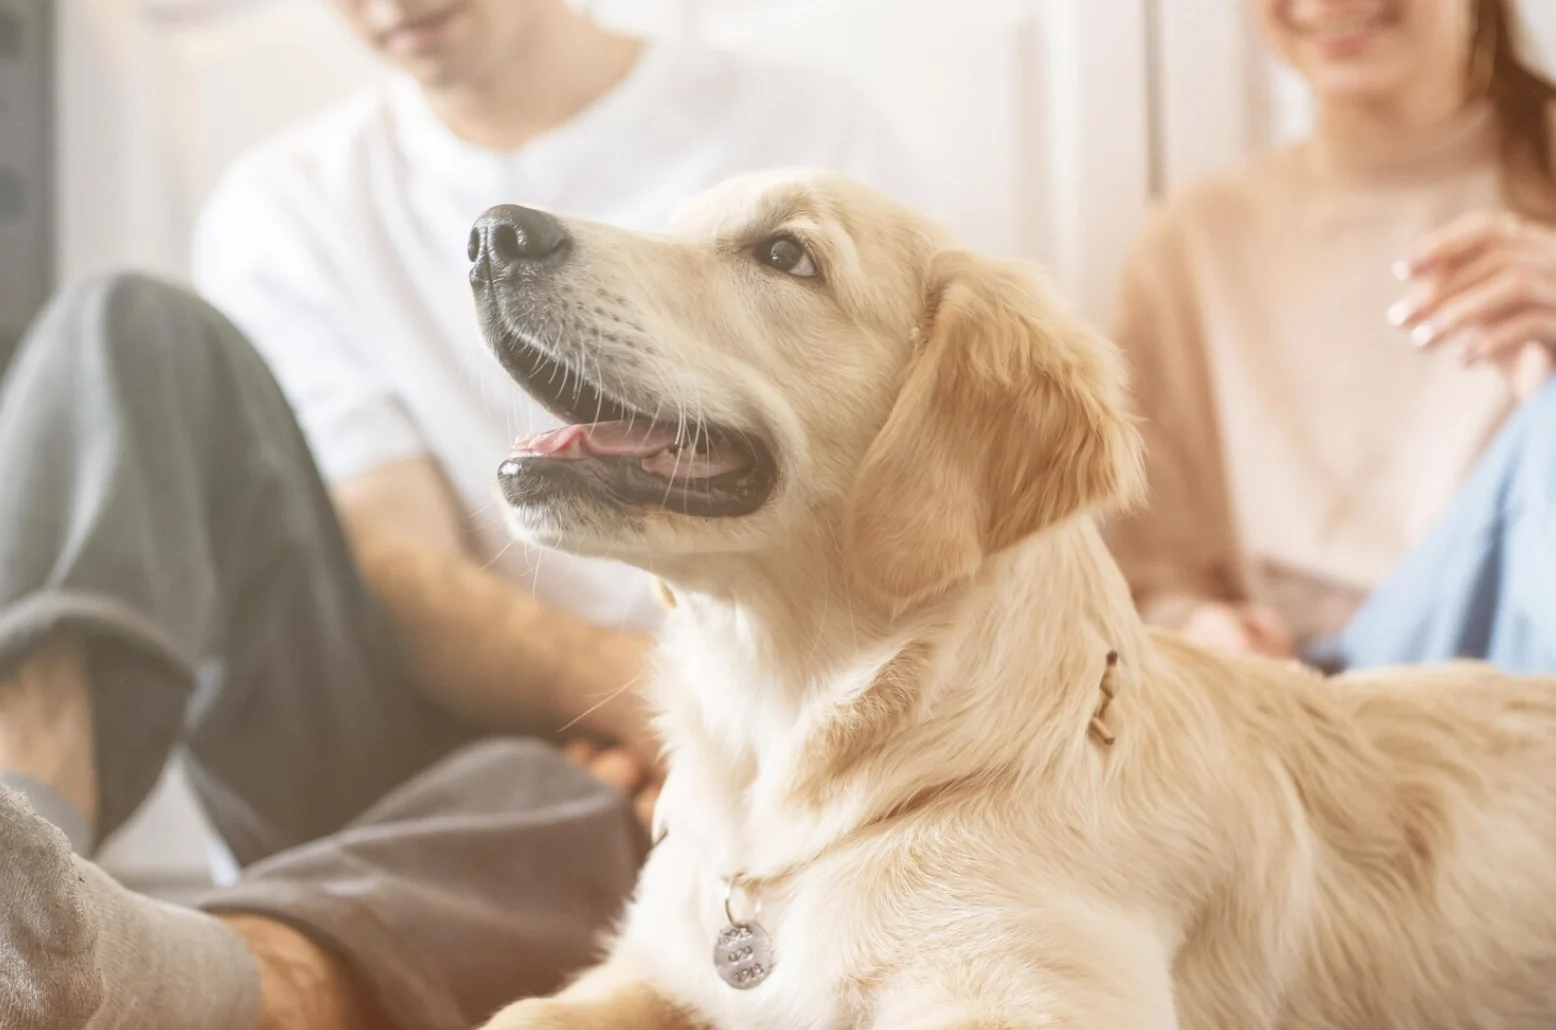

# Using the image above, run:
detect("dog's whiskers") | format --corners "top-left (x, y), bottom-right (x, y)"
top-left (557, 671), bottom-right (646, 736)
top-left (587, 328), bottom-right (607, 426)
top-left (480, 537), bottom-right (518, 572)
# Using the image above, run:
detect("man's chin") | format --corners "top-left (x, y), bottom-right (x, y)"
top-left (381, 35), bottom-right (487, 93)
top-left (398, 57), bottom-right (473, 91)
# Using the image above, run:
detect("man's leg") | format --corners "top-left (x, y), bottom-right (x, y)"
top-left (0, 272), bottom-right (496, 1030)
top-left (0, 271), bottom-right (480, 862)
top-left (1, 738), bottom-right (646, 1030)
top-left (1309, 377), bottom-right (1556, 673)
top-left (205, 739), bottom-right (649, 1030)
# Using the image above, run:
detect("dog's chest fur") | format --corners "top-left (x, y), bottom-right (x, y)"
top-left (627, 801), bottom-right (865, 1030)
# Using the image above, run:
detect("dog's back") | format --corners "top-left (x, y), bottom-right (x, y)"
top-left (1163, 638), bottom-right (1556, 1028)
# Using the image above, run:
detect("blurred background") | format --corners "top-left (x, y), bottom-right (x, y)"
top-left (3, 0), bottom-right (1554, 896)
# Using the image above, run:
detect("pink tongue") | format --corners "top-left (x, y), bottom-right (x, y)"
top-left (512, 422), bottom-right (681, 459)
top-left (510, 422), bottom-right (750, 480)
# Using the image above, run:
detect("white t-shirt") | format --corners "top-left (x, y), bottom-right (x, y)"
top-left (192, 40), bottom-right (921, 633)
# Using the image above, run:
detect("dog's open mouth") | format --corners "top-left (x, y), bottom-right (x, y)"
top-left (493, 330), bottom-right (778, 518)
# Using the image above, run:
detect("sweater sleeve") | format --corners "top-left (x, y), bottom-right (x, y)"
top-left (1104, 208), bottom-right (1249, 627)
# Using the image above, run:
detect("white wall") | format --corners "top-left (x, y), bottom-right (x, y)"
top-left (57, 0), bottom-right (383, 287)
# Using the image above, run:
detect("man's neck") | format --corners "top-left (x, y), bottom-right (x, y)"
top-left (426, 13), bottom-right (644, 151)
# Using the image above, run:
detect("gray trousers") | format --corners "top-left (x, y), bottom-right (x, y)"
top-left (0, 274), bottom-right (646, 1029)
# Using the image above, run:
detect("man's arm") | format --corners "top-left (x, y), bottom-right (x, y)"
top-left (332, 456), bottom-right (658, 765)
top-left (192, 160), bottom-right (658, 766)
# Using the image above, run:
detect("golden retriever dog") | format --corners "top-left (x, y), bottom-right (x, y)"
top-left (465, 170), bottom-right (1556, 1030)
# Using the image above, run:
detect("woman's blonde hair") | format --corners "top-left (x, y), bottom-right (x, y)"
top-left (1478, 0), bottom-right (1556, 216)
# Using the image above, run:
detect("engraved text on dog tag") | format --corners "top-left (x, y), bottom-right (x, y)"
top-left (713, 921), bottom-right (774, 990)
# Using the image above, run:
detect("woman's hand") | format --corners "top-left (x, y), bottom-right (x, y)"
top-left (1181, 600), bottom-right (1296, 660)
top-left (1391, 210), bottom-right (1556, 401)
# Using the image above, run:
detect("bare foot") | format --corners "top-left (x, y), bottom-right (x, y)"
top-left (0, 636), bottom-right (98, 837)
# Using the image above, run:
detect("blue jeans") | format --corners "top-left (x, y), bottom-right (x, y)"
top-left (1307, 377), bottom-right (1556, 675)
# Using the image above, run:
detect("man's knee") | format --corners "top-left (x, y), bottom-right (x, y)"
top-left (19, 273), bottom-right (232, 381)
top-left (52, 269), bottom-right (196, 328)
top-left (3, 274), bottom-right (277, 438)
top-left (75, 271), bottom-right (213, 357)
top-left (63, 270), bottom-right (190, 314)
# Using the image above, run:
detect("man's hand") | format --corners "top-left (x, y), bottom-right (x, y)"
top-left (331, 456), bottom-right (659, 769)
top-left (1180, 600), bottom-right (1295, 660)
top-left (563, 739), bottom-right (660, 829)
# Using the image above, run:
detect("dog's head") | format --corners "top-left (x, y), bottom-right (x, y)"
top-left (471, 170), bottom-right (1142, 608)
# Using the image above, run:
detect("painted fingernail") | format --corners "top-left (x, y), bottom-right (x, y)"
top-left (1387, 297), bottom-right (1418, 326)
top-left (1410, 320), bottom-right (1439, 348)
top-left (1392, 259), bottom-right (1413, 282)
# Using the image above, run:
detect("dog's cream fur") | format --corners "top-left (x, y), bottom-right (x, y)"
top-left (479, 171), bottom-right (1556, 1030)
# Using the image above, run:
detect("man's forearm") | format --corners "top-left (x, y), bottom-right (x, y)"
top-left (348, 522), bottom-right (653, 748)
top-left (330, 456), bottom-right (654, 755)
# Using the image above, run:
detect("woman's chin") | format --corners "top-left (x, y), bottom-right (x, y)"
top-left (1302, 60), bottom-right (1415, 106)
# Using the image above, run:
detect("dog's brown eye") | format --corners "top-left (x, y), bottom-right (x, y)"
top-left (754, 235), bottom-right (818, 279)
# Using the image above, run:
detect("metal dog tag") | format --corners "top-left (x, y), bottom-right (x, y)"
top-left (713, 921), bottom-right (774, 990)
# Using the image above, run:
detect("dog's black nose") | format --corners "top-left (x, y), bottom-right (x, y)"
top-left (469, 205), bottom-right (571, 277)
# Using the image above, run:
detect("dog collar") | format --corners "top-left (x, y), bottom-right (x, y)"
top-left (1088, 650), bottom-right (1121, 747)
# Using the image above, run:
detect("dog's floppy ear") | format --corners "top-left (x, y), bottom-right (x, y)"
top-left (843, 251), bottom-right (1144, 609)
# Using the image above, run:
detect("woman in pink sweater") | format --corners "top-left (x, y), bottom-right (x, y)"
top-left (1109, 0), bottom-right (1556, 673)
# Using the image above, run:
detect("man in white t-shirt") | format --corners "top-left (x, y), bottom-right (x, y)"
top-left (0, 2), bottom-right (918, 1029)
